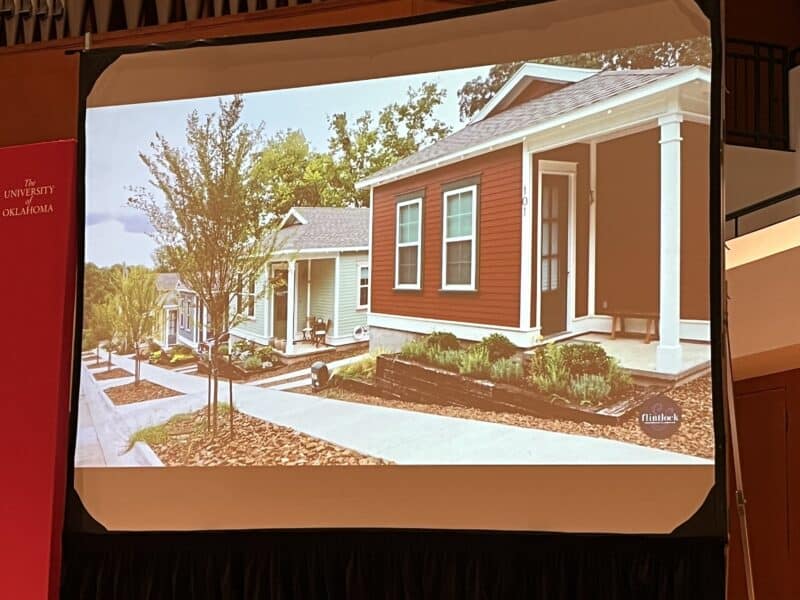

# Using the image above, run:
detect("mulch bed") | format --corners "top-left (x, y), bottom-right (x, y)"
top-left (105, 380), bottom-right (183, 406)
top-left (146, 408), bottom-right (390, 466)
top-left (294, 374), bottom-right (714, 459)
top-left (92, 368), bottom-right (133, 381)
top-left (86, 360), bottom-right (113, 369)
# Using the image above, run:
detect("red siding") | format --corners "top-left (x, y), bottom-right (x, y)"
top-left (371, 145), bottom-right (522, 327)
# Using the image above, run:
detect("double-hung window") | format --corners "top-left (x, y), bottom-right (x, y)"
top-left (237, 277), bottom-right (256, 318)
top-left (395, 198), bottom-right (422, 289)
top-left (357, 264), bottom-right (370, 309)
top-left (442, 185), bottom-right (477, 290)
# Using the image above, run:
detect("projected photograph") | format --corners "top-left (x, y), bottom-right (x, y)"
top-left (76, 39), bottom-right (715, 468)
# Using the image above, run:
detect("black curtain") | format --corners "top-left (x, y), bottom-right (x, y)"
top-left (61, 531), bottom-right (725, 599)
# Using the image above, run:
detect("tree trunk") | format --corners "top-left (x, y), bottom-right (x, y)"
top-left (96, 344), bottom-right (101, 365)
top-left (107, 348), bottom-right (112, 372)
top-left (229, 377), bottom-right (234, 438)
top-left (206, 366), bottom-right (212, 431)
top-left (212, 369), bottom-right (219, 435)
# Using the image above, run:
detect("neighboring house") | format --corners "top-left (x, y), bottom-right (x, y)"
top-left (153, 273), bottom-right (181, 349)
top-left (357, 62), bottom-right (712, 376)
top-left (229, 206), bottom-right (370, 355)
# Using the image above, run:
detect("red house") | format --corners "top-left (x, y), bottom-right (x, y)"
top-left (358, 63), bottom-right (712, 378)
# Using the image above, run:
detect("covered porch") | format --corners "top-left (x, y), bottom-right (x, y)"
top-left (269, 255), bottom-right (337, 356)
top-left (518, 67), bottom-right (712, 376)
top-left (553, 333), bottom-right (711, 383)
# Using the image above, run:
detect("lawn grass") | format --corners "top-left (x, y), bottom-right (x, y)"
top-left (128, 403), bottom-right (231, 451)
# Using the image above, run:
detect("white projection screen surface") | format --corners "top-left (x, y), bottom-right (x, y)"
top-left (74, 0), bottom-right (722, 533)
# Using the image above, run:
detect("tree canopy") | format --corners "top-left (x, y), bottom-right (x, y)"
top-left (253, 82), bottom-right (452, 209)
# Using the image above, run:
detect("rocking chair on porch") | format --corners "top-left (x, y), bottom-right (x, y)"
top-left (311, 317), bottom-right (331, 347)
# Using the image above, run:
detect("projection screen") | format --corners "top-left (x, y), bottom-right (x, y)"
top-left (70, 0), bottom-right (725, 534)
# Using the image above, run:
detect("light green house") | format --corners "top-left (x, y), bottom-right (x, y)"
top-left (229, 206), bottom-right (370, 356)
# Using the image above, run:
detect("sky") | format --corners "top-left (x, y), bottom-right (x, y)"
top-left (85, 64), bottom-right (492, 268)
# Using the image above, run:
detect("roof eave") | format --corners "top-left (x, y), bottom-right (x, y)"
top-left (356, 66), bottom-right (711, 191)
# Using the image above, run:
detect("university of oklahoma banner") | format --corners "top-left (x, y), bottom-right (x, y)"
top-left (0, 140), bottom-right (76, 600)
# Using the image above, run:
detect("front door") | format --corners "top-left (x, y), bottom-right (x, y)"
top-left (272, 267), bottom-right (288, 341)
top-left (540, 173), bottom-right (569, 337)
top-left (167, 309), bottom-right (178, 346)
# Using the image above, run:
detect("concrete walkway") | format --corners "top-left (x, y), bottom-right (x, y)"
top-left (232, 387), bottom-right (711, 465)
top-left (76, 353), bottom-right (711, 466)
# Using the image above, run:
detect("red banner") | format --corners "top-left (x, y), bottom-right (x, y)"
top-left (0, 140), bottom-right (77, 600)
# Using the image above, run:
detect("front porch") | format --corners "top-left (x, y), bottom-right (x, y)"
top-left (537, 333), bottom-right (711, 383)
top-left (269, 256), bottom-right (337, 356)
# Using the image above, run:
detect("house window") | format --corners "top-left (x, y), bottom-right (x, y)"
top-left (442, 185), bottom-right (477, 290)
top-left (395, 198), bottom-right (422, 288)
top-left (541, 192), bottom-right (559, 292)
top-left (238, 277), bottom-right (256, 318)
top-left (357, 264), bottom-right (369, 309)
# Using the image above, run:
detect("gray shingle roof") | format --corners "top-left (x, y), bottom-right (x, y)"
top-left (364, 67), bottom-right (693, 183)
top-left (276, 206), bottom-right (369, 252)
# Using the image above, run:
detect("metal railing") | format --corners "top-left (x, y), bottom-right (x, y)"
top-left (726, 39), bottom-right (791, 151)
top-left (726, 186), bottom-right (800, 238)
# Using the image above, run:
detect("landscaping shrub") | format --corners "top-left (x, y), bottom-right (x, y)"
top-left (168, 351), bottom-right (195, 365)
top-left (529, 344), bottom-right (571, 399)
top-left (399, 339), bottom-right (432, 363)
top-left (606, 359), bottom-right (633, 394)
top-left (149, 350), bottom-right (163, 364)
top-left (569, 374), bottom-right (611, 406)
top-left (243, 356), bottom-right (262, 371)
top-left (478, 333), bottom-right (517, 361)
top-left (529, 343), bottom-right (632, 405)
top-left (217, 342), bottom-right (229, 356)
top-left (458, 346), bottom-right (492, 379)
top-left (425, 331), bottom-right (460, 351)
top-left (336, 354), bottom-right (378, 381)
top-left (436, 349), bottom-right (463, 373)
top-left (560, 343), bottom-right (609, 377)
top-left (256, 346), bottom-right (277, 363)
top-left (489, 357), bottom-right (524, 384)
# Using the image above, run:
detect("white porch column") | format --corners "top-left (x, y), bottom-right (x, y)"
top-left (286, 260), bottom-right (296, 355)
top-left (656, 113), bottom-right (683, 373)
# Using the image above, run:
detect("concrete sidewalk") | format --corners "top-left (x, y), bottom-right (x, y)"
top-left (78, 353), bottom-right (711, 466)
top-left (233, 387), bottom-right (711, 465)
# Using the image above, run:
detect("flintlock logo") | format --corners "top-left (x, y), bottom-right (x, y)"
top-left (2, 178), bottom-right (56, 218)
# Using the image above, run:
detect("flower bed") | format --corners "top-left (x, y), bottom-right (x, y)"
top-left (373, 333), bottom-right (652, 425)
top-left (196, 340), bottom-right (285, 380)
top-left (376, 354), bottom-right (649, 424)
top-left (148, 343), bottom-right (196, 368)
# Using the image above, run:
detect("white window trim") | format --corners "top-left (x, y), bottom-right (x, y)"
top-left (236, 277), bottom-right (257, 320)
top-left (356, 262), bottom-right (370, 310)
top-left (441, 184), bottom-right (478, 291)
top-left (395, 197), bottom-right (422, 290)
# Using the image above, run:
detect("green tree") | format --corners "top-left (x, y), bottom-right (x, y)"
top-left (129, 95), bottom-right (281, 435)
top-left (113, 267), bottom-right (162, 384)
top-left (90, 301), bottom-right (120, 371)
top-left (326, 81), bottom-right (452, 207)
top-left (251, 130), bottom-right (343, 217)
top-left (82, 263), bottom-right (122, 349)
top-left (457, 37), bottom-right (711, 121)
